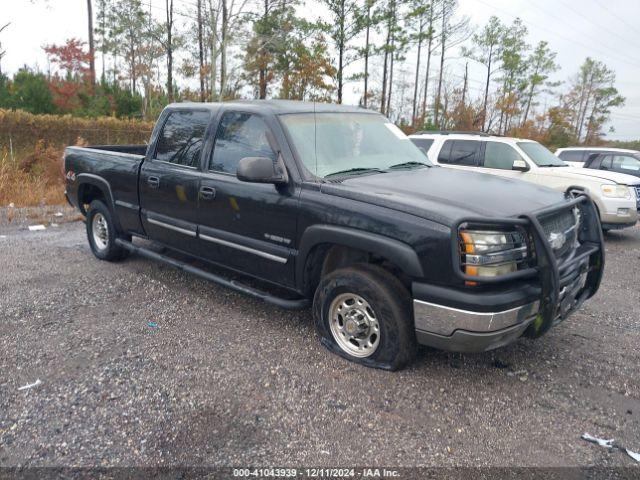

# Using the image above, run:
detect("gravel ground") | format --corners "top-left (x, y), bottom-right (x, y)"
top-left (0, 217), bottom-right (639, 469)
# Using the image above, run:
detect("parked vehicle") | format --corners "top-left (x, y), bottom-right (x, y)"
top-left (64, 102), bottom-right (604, 370)
top-left (583, 151), bottom-right (640, 178)
top-left (582, 152), bottom-right (640, 214)
top-left (410, 132), bottom-right (640, 231)
top-left (555, 146), bottom-right (640, 168)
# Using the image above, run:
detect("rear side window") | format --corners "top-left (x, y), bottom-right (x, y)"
top-left (558, 150), bottom-right (585, 163)
top-left (411, 138), bottom-right (434, 155)
top-left (210, 112), bottom-right (276, 174)
top-left (439, 140), bottom-right (479, 166)
top-left (154, 110), bottom-right (210, 167)
top-left (482, 142), bottom-right (523, 170)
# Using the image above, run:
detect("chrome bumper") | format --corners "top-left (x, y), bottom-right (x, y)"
top-left (413, 300), bottom-right (540, 352)
top-left (413, 299), bottom-right (539, 337)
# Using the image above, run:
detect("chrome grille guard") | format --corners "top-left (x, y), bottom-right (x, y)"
top-left (450, 192), bottom-right (605, 338)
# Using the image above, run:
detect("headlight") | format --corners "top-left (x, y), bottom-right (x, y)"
top-left (459, 229), bottom-right (528, 280)
top-left (600, 184), bottom-right (631, 199)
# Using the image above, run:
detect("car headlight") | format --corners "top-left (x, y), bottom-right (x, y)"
top-left (600, 184), bottom-right (631, 199)
top-left (459, 229), bottom-right (528, 279)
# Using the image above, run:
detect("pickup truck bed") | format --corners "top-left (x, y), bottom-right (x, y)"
top-left (66, 145), bottom-right (147, 235)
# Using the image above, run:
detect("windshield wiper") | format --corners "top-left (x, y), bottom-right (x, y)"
top-left (387, 161), bottom-right (430, 170)
top-left (324, 167), bottom-right (386, 178)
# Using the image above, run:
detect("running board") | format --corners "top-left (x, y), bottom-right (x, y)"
top-left (115, 239), bottom-right (310, 310)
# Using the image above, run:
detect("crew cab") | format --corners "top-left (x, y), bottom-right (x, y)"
top-left (411, 132), bottom-right (640, 231)
top-left (64, 101), bottom-right (604, 370)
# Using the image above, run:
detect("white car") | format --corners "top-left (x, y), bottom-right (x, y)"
top-left (555, 146), bottom-right (640, 168)
top-left (410, 132), bottom-right (640, 231)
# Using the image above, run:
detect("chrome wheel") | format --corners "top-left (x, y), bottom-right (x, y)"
top-left (92, 212), bottom-right (109, 250)
top-left (328, 293), bottom-right (380, 358)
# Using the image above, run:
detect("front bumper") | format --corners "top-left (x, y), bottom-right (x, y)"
top-left (413, 194), bottom-right (604, 353)
top-left (413, 299), bottom-right (539, 352)
top-left (599, 196), bottom-right (638, 225)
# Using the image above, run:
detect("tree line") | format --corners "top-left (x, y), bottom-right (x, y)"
top-left (0, 0), bottom-right (627, 146)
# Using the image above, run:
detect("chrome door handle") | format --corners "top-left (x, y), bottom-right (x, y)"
top-left (147, 176), bottom-right (160, 188)
top-left (199, 186), bottom-right (216, 200)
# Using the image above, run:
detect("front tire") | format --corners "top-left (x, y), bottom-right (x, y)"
top-left (86, 200), bottom-right (129, 261)
top-left (313, 264), bottom-right (416, 370)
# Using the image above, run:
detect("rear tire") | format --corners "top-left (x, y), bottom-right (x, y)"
top-left (313, 264), bottom-right (416, 370)
top-left (86, 200), bottom-right (130, 261)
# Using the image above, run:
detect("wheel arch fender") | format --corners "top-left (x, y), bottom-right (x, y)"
top-left (296, 224), bottom-right (424, 291)
top-left (76, 174), bottom-right (123, 232)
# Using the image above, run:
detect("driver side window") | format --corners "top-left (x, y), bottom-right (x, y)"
top-left (483, 142), bottom-right (523, 170)
top-left (209, 112), bottom-right (276, 174)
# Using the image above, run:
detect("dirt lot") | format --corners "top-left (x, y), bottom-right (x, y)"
top-left (1, 214), bottom-right (639, 470)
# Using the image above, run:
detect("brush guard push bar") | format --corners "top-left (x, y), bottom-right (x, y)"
top-left (451, 192), bottom-right (605, 339)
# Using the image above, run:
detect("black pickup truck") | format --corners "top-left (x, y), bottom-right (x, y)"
top-left (64, 100), bottom-right (604, 370)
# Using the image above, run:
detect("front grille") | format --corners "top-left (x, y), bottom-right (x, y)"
top-left (538, 208), bottom-right (578, 261)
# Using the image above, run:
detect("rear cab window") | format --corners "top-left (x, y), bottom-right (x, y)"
top-left (438, 140), bottom-right (480, 166)
top-left (154, 110), bottom-right (211, 168)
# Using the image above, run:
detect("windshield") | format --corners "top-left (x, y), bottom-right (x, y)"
top-left (517, 141), bottom-right (567, 167)
top-left (279, 112), bottom-right (432, 178)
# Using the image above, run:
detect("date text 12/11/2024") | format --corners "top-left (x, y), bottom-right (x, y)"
top-left (232, 468), bottom-right (401, 478)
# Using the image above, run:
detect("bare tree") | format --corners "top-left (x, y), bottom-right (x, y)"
top-left (433, 0), bottom-right (469, 128)
top-left (219, 0), bottom-right (249, 100)
top-left (408, 1), bottom-right (432, 125)
top-left (419, 2), bottom-right (438, 124)
top-left (361, 0), bottom-right (376, 107)
top-left (165, 0), bottom-right (174, 102)
top-left (86, 0), bottom-right (96, 89)
top-left (197, 0), bottom-right (206, 101)
top-left (462, 15), bottom-right (503, 131)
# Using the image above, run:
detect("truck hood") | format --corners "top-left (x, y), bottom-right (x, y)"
top-left (538, 166), bottom-right (640, 185)
top-left (320, 166), bottom-right (569, 226)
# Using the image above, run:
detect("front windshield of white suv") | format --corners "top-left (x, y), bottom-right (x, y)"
top-left (518, 141), bottom-right (567, 167)
top-left (280, 112), bottom-right (432, 178)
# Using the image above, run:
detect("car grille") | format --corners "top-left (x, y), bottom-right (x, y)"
top-left (538, 208), bottom-right (578, 261)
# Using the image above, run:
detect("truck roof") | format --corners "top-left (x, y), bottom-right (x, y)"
top-left (165, 99), bottom-right (373, 115)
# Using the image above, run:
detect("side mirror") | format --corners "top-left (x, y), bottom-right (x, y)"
top-left (512, 159), bottom-right (529, 172)
top-left (237, 154), bottom-right (289, 185)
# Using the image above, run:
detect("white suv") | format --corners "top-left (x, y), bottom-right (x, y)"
top-left (410, 132), bottom-right (640, 231)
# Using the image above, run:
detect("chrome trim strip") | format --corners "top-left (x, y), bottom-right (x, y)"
top-left (147, 217), bottom-right (196, 237)
top-left (115, 200), bottom-right (138, 210)
top-left (199, 233), bottom-right (288, 264)
top-left (412, 299), bottom-right (539, 337)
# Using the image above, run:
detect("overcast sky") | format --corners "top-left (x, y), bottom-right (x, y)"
top-left (2, 0), bottom-right (639, 140)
